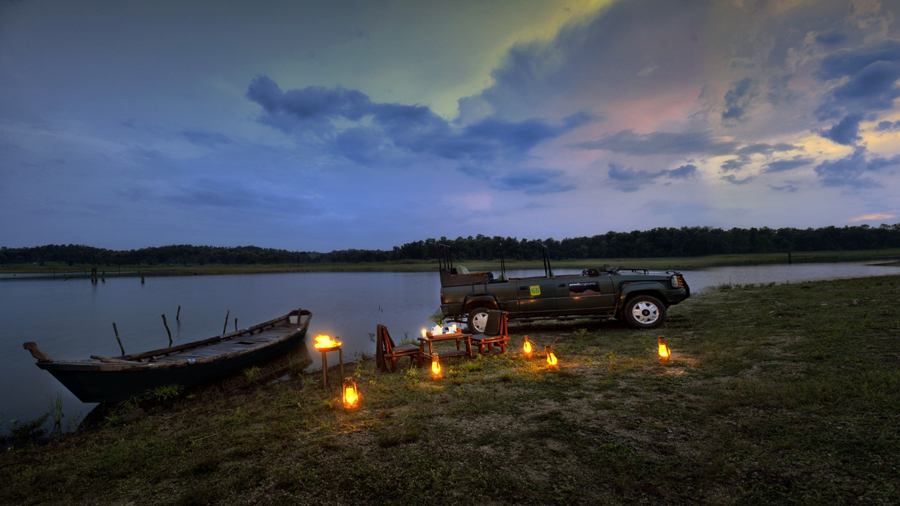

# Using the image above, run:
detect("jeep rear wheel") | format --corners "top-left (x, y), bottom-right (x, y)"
top-left (467, 307), bottom-right (491, 333)
top-left (624, 295), bottom-right (666, 329)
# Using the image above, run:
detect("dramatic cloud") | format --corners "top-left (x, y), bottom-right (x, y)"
top-left (735, 143), bottom-right (800, 156)
top-left (816, 39), bottom-right (900, 118)
top-left (721, 158), bottom-right (750, 172)
top-left (850, 213), bottom-right (896, 222)
top-left (495, 169), bottom-right (573, 194)
top-left (248, 75), bottom-right (590, 168)
top-left (722, 77), bottom-right (758, 124)
top-left (768, 183), bottom-right (798, 193)
top-left (577, 130), bottom-right (738, 156)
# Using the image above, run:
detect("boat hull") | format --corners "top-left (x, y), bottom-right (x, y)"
top-left (32, 310), bottom-right (312, 403)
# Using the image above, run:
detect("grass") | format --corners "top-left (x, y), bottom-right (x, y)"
top-left (2, 247), bottom-right (900, 276)
top-left (2, 275), bottom-right (900, 504)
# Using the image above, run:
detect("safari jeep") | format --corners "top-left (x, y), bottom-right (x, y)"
top-left (438, 245), bottom-right (690, 331)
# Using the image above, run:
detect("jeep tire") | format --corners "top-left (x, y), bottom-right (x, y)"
top-left (467, 307), bottom-right (491, 333)
top-left (624, 295), bottom-right (666, 329)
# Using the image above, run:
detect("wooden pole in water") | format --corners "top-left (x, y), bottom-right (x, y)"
top-left (176, 305), bottom-right (181, 321)
top-left (222, 310), bottom-right (230, 335)
top-left (112, 322), bottom-right (125, 356)
top-left (162, 314), bottom-right (173, 347)
top-left (234, 317), bottom-right (238, 332)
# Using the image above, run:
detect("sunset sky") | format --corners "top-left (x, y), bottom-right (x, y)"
top-left (2, 0), bottom-right (899, 251)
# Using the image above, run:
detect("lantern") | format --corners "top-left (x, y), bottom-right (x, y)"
top-left (522, 336), bottom-right (533, 358)
top-left (314, 334), bottom-right (341, 350)
top-left (431, 353), bottom-right (442, 379)
top-left (342, 377), bottom-right (359, 409)
top-left (545, 346), bottom-right (558, 368)
top-left (658, 336), bottom-right (671, 361)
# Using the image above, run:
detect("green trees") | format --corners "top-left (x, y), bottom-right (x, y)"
top-left (1, 224), bottom-right (898, 266)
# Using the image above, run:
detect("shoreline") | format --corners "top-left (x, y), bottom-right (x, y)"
top-left (2, 248), bottom-right (900, 278)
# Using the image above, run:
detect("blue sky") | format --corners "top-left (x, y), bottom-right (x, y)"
top-left (1, 0), bottom-right (899, 251)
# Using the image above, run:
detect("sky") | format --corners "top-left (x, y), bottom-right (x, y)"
top-left (1, 0), bottom-right (899, 252)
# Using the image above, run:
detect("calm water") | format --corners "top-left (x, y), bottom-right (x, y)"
top-left (2, 261), bottom-right (898, 428)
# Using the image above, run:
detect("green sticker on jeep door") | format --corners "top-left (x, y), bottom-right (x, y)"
top-left (530, 285), bottom-right (541, 296)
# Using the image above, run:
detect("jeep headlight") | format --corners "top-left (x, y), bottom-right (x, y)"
top-left (670, 275), bottom-right (679, 288)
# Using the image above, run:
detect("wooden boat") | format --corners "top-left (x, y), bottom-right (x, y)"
top-left (23, 308), bottom-right (312, 403)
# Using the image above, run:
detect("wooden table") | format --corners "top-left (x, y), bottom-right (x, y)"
top-left (418, 331), bottom-right (473, 360)
top-left (316, 345), bottom-right (343, 388)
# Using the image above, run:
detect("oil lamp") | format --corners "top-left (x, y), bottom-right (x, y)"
top-left (545, 346), bottom-right (558, 368)
top-left (431, 353), bottom-right (442, 379)
top-left (342, 377), bottom-right (359, 409)
top-left (658, 336), bottom-right (671, 361)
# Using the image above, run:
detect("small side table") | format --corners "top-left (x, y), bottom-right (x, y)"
top-left (317, 345), bottom-right (343, 388)
top-left (418, 331), bottom-right (473, 360)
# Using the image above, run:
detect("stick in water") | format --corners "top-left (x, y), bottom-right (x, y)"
top-left (162, 314), bottom-right (173, 347)
top-left (112, 322), bottom-right (125, 356)
top-left (222, 310), bottom-right (230, 335)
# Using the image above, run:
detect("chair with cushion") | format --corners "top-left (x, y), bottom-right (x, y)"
top-left (376, 324), bottom-right (423, 372)
top-left (469, 310), bottom-right (510, 356)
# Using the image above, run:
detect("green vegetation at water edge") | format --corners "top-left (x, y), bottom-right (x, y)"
top-left (2, 275), bottom-right (899, 504)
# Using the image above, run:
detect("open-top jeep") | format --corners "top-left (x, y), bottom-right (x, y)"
top-left (438, 245), bottom-right (690, 331)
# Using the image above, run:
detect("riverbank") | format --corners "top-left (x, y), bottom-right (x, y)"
top-left (3, 247), bottom-right (900, 277)
top-left (3, 275), bottom-right (899, 504)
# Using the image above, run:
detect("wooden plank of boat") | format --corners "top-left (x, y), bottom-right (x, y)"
top-left (23, 308), bottom-right (312, 403)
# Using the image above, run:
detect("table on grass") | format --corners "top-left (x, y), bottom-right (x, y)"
top-left (418, 331), bottom-right (473, 360)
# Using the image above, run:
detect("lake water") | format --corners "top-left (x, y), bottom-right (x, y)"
top-left (2, 261), bottom-right (898, 430)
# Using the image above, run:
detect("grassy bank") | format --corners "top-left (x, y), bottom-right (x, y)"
top-left (3, 247), bottom-right (900, 276)
top-left (3, 275), bottom-right (900, 504)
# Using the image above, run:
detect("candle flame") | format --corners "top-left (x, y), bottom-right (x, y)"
top-left (314, 335), bottom-right (341, 349)
top-left (523, 337), bottom-right (533, 357)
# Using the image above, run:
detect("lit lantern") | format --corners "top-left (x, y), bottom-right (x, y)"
top-left (522, 336), bottom-right (533, 358)
top-left (545, 346), bottom-right (558, 368)
top-left (431, 353), bottom-right (442, 379)
top-left (342, 377), bottom-right (359, 409)
top-left (314, 334), bottom-right (341, 350)
top-left (658, 336), bottom-right (671, 361)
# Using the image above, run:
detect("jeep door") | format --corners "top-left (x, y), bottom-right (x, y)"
top-left (555, 274), bottom-right (616, 315)
top-left (514, 278), bottom-right (558, 314)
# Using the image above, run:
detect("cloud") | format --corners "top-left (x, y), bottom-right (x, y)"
top-left (721, 158), bottom-right (750, 172)
top-left (577, 130), bottom-right (738, 156)
top-left (768, 183), bottom-right (798, 193)
top-left (815, 31), bottom-right (848, 47)
top-left (494, 169), bottom-right (573, 194)
top-left (181, 130), bottom-right (232, 147)
top-left (722, 77), bottom-right (758, 124)
top-left (722, 175), bottom-right (754, 185)
top-left (735, 143), bottom-right (800, 156)
top-left (606, 161), bottom-right (696, 192)
top-left (816, 39), bottom-right (900, 118)
top-left (849, 213), bottom-right (896, 222)
top-left (813, 146), bottom-right (884, 188)
top-left (818, 113), bottom-right (864, 145)
top-left (247, 75), bottom-right (590, 167)
top-left (764, 157), bottom-right (815, 173)
top-left (876, 120), bottom-right (900, 131)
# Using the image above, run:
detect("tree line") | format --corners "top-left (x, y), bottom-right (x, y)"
top-left (2, 224), bottom-right (899, 266)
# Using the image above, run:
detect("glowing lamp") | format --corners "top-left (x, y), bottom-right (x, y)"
top-left (431, 353), bottom-right (442, 379)
top-left (658, 336), bottom-right (671, 361)
top-left (545, 346), bottom-right (558, 368)
top-left (314, 334), bottom-right (341, 350)
top-left (342, 377), bottom-right (359, 409)
top-left (522, 336), bottom-right (533, 358)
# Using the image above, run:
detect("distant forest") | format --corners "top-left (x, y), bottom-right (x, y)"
top-left (2, 224), bottom-right (899, 266)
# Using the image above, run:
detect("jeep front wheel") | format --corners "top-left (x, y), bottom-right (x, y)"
top-left (467, 307), bottom-right (491, 333)
top-left (624, 295), bottom-right (666, 329)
